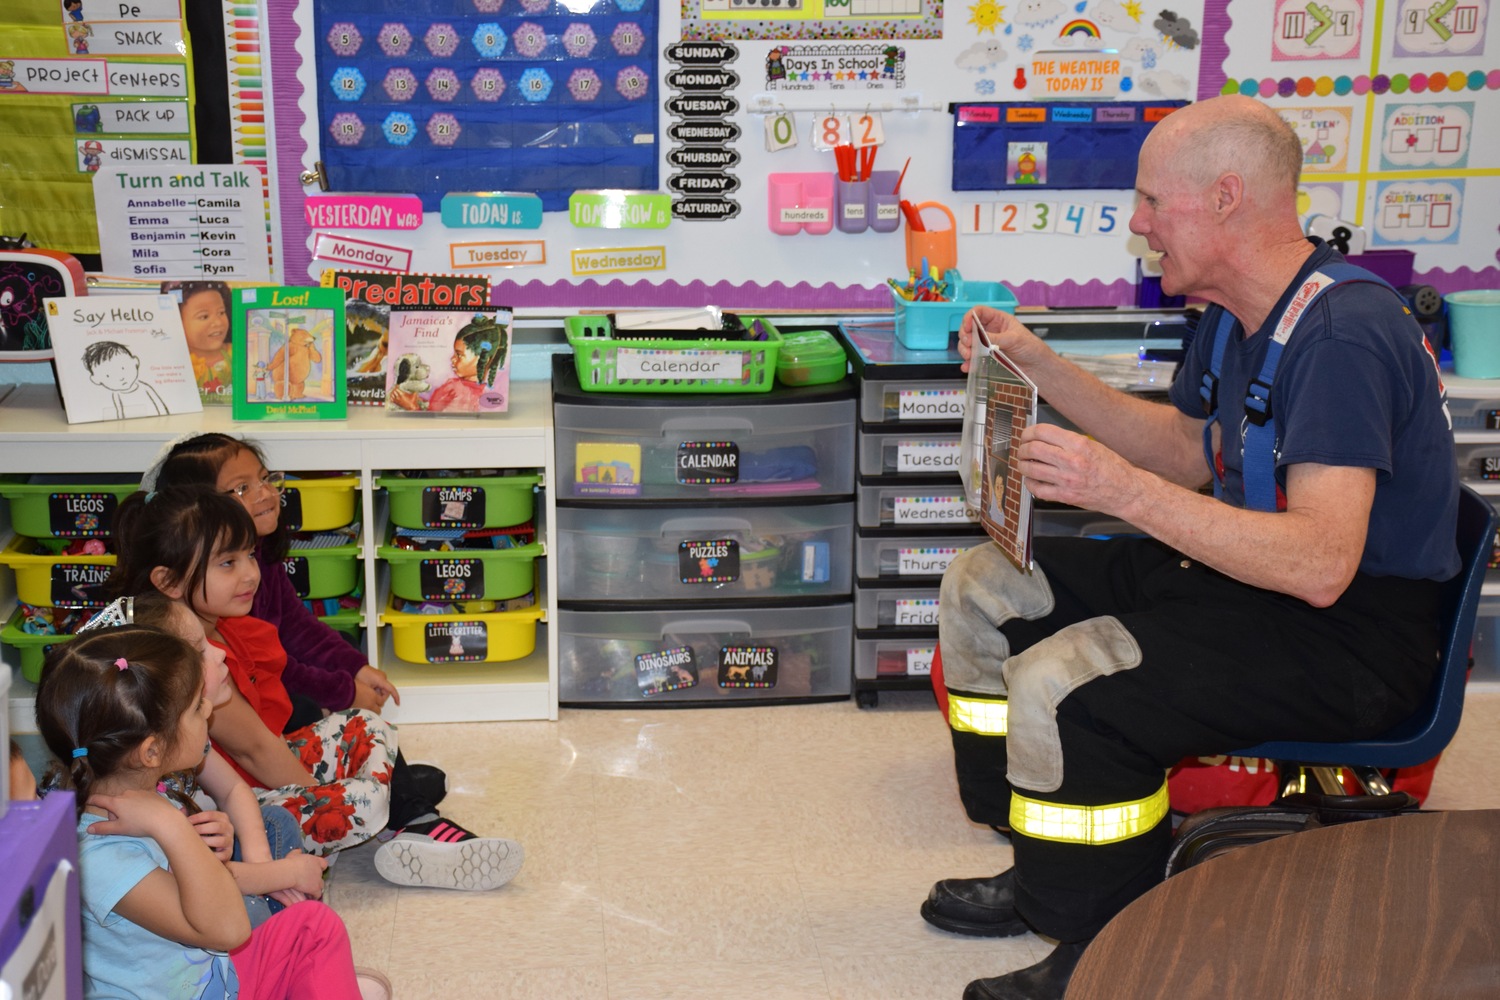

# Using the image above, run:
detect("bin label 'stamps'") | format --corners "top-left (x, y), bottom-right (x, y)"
top-left (421, 485), bottom-right (487, 528)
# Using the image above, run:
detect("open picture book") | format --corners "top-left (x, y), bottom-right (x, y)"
top-left (959, 332), bottom-right (1037, 571)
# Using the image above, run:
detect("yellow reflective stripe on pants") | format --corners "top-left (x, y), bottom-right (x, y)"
top-left (1009, 780), bottom-right (1170, 846)
top-left (949, 695), bottom-right (1008, 736)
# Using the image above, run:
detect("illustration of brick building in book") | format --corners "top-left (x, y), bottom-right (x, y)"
top-left (962, 342), bottom-right (1037, 570)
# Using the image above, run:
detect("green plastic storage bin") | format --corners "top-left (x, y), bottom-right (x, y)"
top-left (380, 535), bottom-right (543, 603)
top-left (377, 473), bottom-right (539, 530)
top-left (0, 474), bottom-right (140, 538)
top-left (1, 607), bottom-right (75, 684)
top-left (282, 539), bottom-right (361, 600)
top-left (565, 315), bottom-right (782, 393)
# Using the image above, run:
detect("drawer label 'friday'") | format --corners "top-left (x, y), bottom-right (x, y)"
top-left (895, 598), bottom-right (940, 627)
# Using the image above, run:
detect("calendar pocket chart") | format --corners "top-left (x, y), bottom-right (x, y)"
top-left (313, 0), bottom-right (658, 212)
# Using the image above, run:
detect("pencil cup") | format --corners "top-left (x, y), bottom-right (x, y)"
top-left (835, 178), bottom-right (871, 234)
top-left (767, 177), bottom-right (805, 236)
top-left (906, 203), bottom-right (958, 274)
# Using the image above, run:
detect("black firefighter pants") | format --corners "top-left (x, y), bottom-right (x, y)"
top-left (948, 535), bottom-right (1441, 942)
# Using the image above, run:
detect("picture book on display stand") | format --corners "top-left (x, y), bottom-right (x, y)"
top-left (321, 270), bottom-right (492, 406)
top-left (44, 294), bottom-right (203, 425)
top-left (230, 286), bottom-right (347, 421)
top-left (160, 280), bottom-right (234, 406)
top-left (385, 307), bottom-right (512, 415)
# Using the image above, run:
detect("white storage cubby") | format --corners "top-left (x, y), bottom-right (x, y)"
top-left (0, 381), bottom-right (560, 735)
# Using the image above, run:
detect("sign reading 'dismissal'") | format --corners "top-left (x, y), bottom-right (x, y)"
top-left (93, 165), bottom-right (272, 281)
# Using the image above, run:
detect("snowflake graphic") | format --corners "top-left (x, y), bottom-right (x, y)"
top-left (382, 67), bottom-right (418, 101)
top-left (611, 22), bottom-right (645, 55)
top-left (562, 23), bottom-right (597, 58)
top-left (382, 112), bottom-right (417, 146)
top-left (425, 68), bottom-right (460, 101)
top-left (568, 67), bottom-right (602, 101)
top-left (471, 67), bottom-right (506, 100)
top-left (518, 67), bottom-right (553, 102)
top-left (330, 67), bottom-right (366, 102)
top-left (377, 23), bottom-right (412, 57)
top-left (328, 113), bottom-right (365, 146)
top-left (427, 113), bottom-right (461, 147)
top-left (513, 22), bottom-right (548, 57)
top-left (326, 23), bottom-right (362, 57)
top-left (472, 23), bottom-right (507, 57)
top-left (1017, 34), bottom-right (1034, 52)
top-left (424, 23), bottom-right (460, 57)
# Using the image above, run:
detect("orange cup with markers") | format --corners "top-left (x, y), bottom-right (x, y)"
top-left (905, 201), bottom-right (957, 275)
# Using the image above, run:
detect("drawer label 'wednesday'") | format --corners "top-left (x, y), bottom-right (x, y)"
top-left (892, 496), bottom-right (973, 524)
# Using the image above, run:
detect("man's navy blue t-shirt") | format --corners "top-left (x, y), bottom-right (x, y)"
top-left (1167, 240), bottom-right (1458, 581)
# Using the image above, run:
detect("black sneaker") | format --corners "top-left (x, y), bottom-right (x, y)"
top-left (920, 868), bottom-right (1031, 937)
top-left (962, 939), bottom-right (1090, 1000)
top-left (405, 762), bottom-right (448, 809)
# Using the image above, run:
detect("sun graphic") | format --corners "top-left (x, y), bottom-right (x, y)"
top-left (1123, 0), bottom-right (1143, 20)
top-left (968, 0), bottom-right (1005, 34)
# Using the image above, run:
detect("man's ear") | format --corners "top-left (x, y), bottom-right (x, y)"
top-left (1214, 172), bottom-right (1244, 216)
top-left (150, 566), bottom-right (185, 600)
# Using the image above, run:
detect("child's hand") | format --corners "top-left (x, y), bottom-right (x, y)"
top-left (281, 850), bottom-right (329, 896)
top-left (188, 810), bottom-right (236, 861)
top-left (86, 789), bottom-right (191, 840)
top-left (268, 888), bottom-right (310, 908)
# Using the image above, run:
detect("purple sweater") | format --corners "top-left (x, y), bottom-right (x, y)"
top-left (252, 546), bottom-right (364, 710)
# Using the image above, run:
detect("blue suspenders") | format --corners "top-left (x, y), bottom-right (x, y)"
top-left (1198, 263), bottom-right (1397, 512)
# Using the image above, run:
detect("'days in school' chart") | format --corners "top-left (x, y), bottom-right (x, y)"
top-left (313, 0), bottom-right (658, 212)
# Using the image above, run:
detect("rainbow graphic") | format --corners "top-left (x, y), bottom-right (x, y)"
top-left (1059, 19), bottom-right (1101, 39)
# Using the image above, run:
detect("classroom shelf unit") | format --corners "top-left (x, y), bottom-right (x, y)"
top-left (0, 380), bottom-right (560, 736)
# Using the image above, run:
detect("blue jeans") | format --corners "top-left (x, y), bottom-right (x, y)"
top-left (237, 804), bottom-right (303, 927)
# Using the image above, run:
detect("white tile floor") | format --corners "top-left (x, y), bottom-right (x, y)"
top-left (325, 688), bottom-right (1500, 1000)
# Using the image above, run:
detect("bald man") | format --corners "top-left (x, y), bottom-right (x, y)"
top-left (926, 95), bottom-right (1458, 999)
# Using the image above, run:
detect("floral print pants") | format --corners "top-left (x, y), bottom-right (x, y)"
top-left (254, 709), bottom-right (397, 856)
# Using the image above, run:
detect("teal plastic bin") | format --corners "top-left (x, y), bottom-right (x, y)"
top-left (891, 271), bottom-right (1019, 351)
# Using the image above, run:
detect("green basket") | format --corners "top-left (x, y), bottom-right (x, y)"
top-left (1, 607), bottom-right (76, 684)
top-left (0, 474), bottom-right (140, 538)
top-left (564, 315), bottom-right (782, 393)
top-left (283, 540), bottom-right (361, 600)
top-left (380, 536), bottom-right (543, 603)
top-left (377, 473), bottom-right (539, 530)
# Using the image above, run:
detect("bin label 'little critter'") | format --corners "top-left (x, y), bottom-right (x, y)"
top-left (425, 621), bottom-right (488, 662)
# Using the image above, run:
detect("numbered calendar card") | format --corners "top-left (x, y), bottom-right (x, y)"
top-left (314, 0), bottom-right (659, 212)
